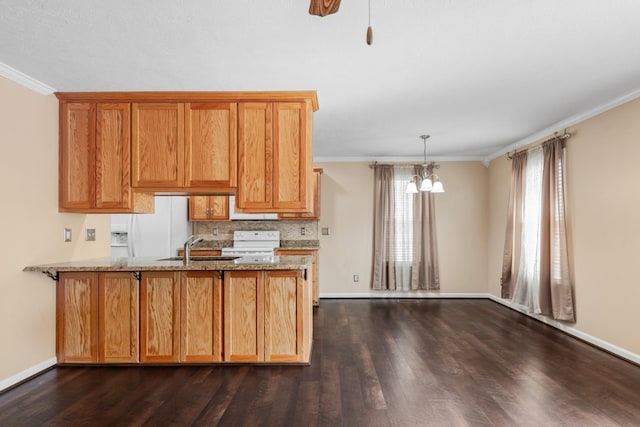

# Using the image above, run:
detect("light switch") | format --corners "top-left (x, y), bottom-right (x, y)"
top-left (64, 228), bottom-right (72, 242)
top-left (321, 227), bottom-right (329, 235)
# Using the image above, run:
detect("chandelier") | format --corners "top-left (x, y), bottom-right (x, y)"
top-left (406, 135), bottom-right (445, 194)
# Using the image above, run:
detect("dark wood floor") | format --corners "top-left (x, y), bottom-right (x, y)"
top-left (2, 299), bottom-right (640, 426)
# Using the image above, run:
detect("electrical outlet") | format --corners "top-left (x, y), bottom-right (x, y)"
top-left (300, 227), bottom-right (306, 235)
top-left (321, 227), bottom-right (329, 235)
top-left (63, 228), bottom-right (72, 242)
top-left (353, 274), bottom-right (359, 282)
top-left (85, 228), bottom-right (96, 241)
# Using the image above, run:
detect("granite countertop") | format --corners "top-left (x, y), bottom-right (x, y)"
top-left (278, 240), bottom-right (320, 250)
top-left (192, 240), bottom-right (320, 251)
top-left (23, 255), bottom-right (313, 274)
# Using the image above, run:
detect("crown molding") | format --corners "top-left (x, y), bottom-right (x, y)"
top-left (313, 155), bottom-right (485, 163)
top-left (484, 86), bottom-right (640, 164)
top-left (0, 62), bottom-right (55, 95)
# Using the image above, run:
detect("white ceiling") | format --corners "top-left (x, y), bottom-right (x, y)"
top-left (2, 0), bottom-right (640, 162)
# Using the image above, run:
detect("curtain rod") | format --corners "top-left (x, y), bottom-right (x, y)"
top-left (507, 130), bottom-right (572, 160)
top-left (369, 161), bottom-right (439, 169)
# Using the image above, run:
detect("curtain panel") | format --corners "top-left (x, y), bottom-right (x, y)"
top-left (412, 165), bottom-right (440, 290)
top-left (501, 139), bottom-right (575, 322)
top-left (372, 165), bottom-right (396, 290)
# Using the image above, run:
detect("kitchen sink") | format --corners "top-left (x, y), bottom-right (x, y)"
top-left (158, 256), bottom-right (240, 262)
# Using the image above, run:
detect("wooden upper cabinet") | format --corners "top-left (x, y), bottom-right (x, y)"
top-left (279, 167), bottom-right (322, 219)
top-left (274, 102), bottom-right (312, 211)
top-left (60, 103), bottom-right (94, 211)
top-left (60, 102), bottom-right (152, 213)
top-left (185, 103), bottom-right (237, 188)
top-left (237, 101), bottom-right (313, 213)
top-left (96, 104), bottom-right (133, 209)
top-left (132, 103), bottom-right (185, 189)
top-left (237, 102), bottom-right (273, 210)
top-left (189, 195), bottom-right (229, 221)
top-left (131, 102), bottom-right (237, 192)
top-left (57, 92), bottom-right (317, 210)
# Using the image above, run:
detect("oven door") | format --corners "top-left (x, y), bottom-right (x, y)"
top-left (221, 247), bottom-right (275, 257)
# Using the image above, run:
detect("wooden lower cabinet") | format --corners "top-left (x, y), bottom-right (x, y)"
top-left (224, 271), bottom-right (265, 362)
top-left (181, 271), bottom-right (223, 362)
top-left (57, 272), bottom-right (138, 364)
top-left (99, 272), bottom-right (139, 363)
top-left (275, 249), bottom-right (319, 306)
top-left (57, 268), bottom-right (312, 365)
top-left (140, 272), bottom-right (181, 362)
top-left (57, 273), bottom-right (99, 363)
top-left (224, 270), bottom-right (312, 363)
top-left (177, 249), bottom-right (222, 257)
top-left (264, 270), bottom-right (311, 363)
top-left (133, 270), bottom-right (224, 363)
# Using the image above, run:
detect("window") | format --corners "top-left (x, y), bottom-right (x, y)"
top-left (501, 139), bottom-right (575, 321)
top-left (393, 167), bottom-right (415, 263)
top-left (372, 164), bottom-right (440, 291)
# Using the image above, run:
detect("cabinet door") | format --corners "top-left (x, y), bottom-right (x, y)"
top-left (237, 102), bottom-right (273, 210)
top-left (57, 272), bottom-right (99, 363)
top-left (59, 103), bottom-right (96, 210)
top-left (264, 270), bottom-right (309, 362)
top-left (275, 249), bottom-right (319, 306)
top-left (140, 272), bottom-right (181, 362)
top-left (224, 271), bottom-right (264, 362)
top-left (189, 196), bottom-right (229, 221)
top-left (181, 271), bottom-right (222, 362)
top-left (279, 168), bottom-right (322, 219)
top-left (209, 196), bottom-right (229, 220)
top-left (132, 103), bottom-right (185, 189)
top-left (95, 103), bottom-right (132, 209)
top-left (98, 272), bottom-right (139, 363)
top-left (273, 102), bottom-right (313, 211)
top-left (189, 196), bottom-right (210, 221)
top-left (185, 103), bottom-right (237, 188)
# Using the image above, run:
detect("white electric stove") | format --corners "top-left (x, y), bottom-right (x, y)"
top-left (221, 230), bottom-right (280, 257)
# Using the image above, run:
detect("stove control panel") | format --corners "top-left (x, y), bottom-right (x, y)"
top-left (233, 230), bottom-right (280, 241)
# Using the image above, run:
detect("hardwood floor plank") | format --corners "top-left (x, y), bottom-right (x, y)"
top-left (1, 299), bottom-right (640, 426)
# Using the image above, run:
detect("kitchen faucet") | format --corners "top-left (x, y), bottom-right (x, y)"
top-left (183, 235), bottom-right (205, 264)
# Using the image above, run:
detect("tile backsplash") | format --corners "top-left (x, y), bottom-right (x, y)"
top-left (194, 220), bottom-right (318, 241)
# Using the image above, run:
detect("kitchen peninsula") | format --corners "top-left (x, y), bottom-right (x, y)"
top-left (24, 255), bottom-right (313, 365)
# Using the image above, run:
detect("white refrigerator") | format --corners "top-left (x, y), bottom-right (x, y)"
top-left (110, 196), bottom-right (192, 258)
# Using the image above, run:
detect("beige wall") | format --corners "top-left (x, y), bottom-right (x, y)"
top-left (316, 161), bottom-right (489, 296)
top-left (0, 76), bottom-right (110, 384)
top-left (487, 97), bottom-right (640, 356)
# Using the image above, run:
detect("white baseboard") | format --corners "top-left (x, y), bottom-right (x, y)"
top-left (487, 295), bottom-right (640, 366)
top-left (0, 357), bottom-right (57, 393)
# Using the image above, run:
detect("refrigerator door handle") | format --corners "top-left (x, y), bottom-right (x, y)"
top-left (128, 214), bottom-right (136, 257)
